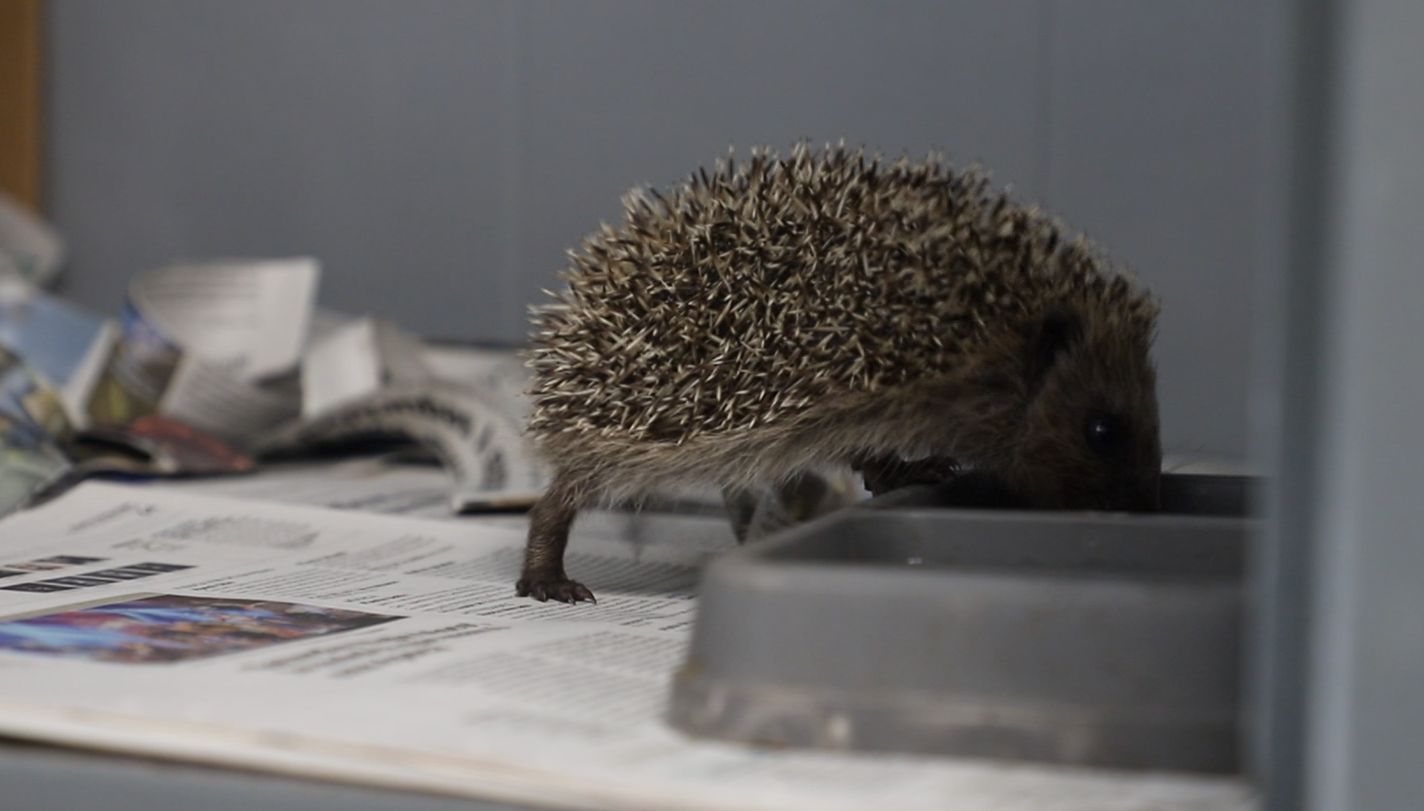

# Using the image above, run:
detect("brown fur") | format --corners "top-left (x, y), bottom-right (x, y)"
top-left (516, 145), bottom-right (1161, 603)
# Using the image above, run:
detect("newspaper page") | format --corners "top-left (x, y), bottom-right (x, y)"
top-left (0, 347), bottom-right (73, 513)
top-left (0, 281), bottom-right (118, 427)
top-left (0, 482), bottom-right (1252, 811)
top-left (0, 265), bottom-right (548, 512)
top-left (84, 260), bottom-right (317, 442)
top-left (301, 317), bottom-right (433, 419)
top-left (266, 320), bottom-right (546, 512)
top-left (0, 191), bottom-right (64, 288)
top-left (259, 381), bottom-right (544, 512)
top-left (127, 258), bottom-right (317, 382)
top-left (168, 455), bottom-right (737, 564)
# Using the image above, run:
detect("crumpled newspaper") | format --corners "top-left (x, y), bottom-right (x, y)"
top-left (0, 192), bottom-right (64, 288)
top-left (0, 346), bottom-right (72, 516)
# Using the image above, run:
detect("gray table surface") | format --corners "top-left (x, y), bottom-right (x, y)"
top-left (1, 741), bottom-right (538, 811)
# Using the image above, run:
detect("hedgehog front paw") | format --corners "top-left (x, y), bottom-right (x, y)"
top-left (516, 574), bottom-right (596, 604)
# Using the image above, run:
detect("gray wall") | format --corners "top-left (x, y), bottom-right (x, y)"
top-left (1249, 1), bottom-right (1424, 808)
top-left (1301, 1), bottom-right (1424, 808)
top-left (46, 0), bottom-right (1279, 459)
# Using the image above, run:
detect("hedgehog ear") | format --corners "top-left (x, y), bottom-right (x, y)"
top-left (1026, 311), bottom-right (1083, 392)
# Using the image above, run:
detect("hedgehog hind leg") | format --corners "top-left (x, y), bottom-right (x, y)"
top-left (517, 476), bottom-right (595, 604)
top-left (721, 472), bottom-right (835, 543)
top-left (720, 486), bottom-right (759, 543)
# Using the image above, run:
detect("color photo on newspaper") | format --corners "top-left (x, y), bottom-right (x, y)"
top-left (0, 593), bottom-right (402, 664)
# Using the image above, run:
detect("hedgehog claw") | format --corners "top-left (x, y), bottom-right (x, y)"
top-left (516, 575), bottom-right (596, 605)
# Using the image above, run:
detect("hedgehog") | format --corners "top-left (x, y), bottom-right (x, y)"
top-left (519, 143), bottom-right (1161, 603)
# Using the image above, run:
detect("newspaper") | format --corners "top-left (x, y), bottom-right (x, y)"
top-left (0, 256), bottom-right (543, 512)
top-left (0, 482), bottom-right (1253, 811)
top-left (301, 317), bottom-right (434, 419)
top-left (0, 281), bottom-right (117, 426)
top-left (0, 347), bottom-right (73, 514)
top-left (84, 259), bottom-right (317, 441)
top-left (96, 262), bottom-right (546, 507)
top-left (0, 191), bottom-right (64, 288)
top-left (260, 381), bottom-right (543, 513)
top-left (281, 329), bottom-right (547, 510)
top-left (169, 453), bottom-right (734, 558)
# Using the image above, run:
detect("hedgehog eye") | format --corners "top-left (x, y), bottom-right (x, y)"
top-left (1085, 414), bottom-right (1125, 454)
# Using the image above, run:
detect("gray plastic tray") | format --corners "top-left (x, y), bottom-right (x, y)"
top-left (668, 474), bottom-right (1254, 773)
